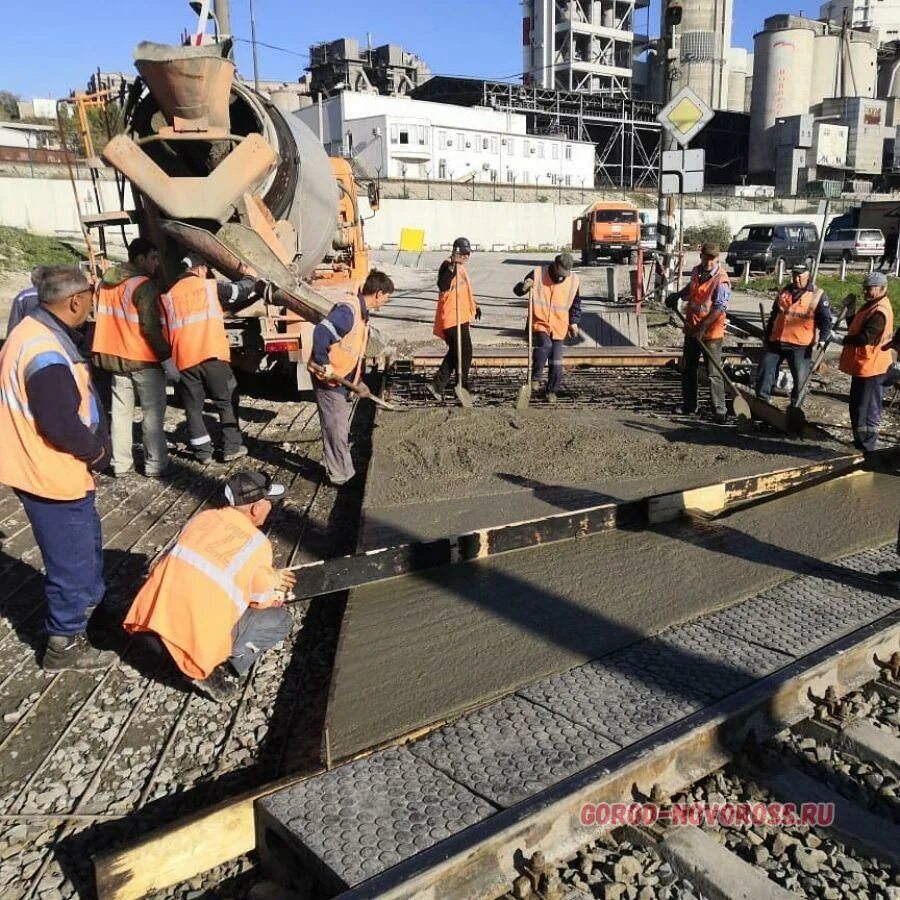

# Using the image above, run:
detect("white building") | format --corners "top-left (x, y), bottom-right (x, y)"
top-left (820, 0), bottom-right (900, 42)
top-left (16, 98), bottom-right (57, 120)
top-left (0, 122), bottom-right (60, 150)
top-left (297, 92), bottom-right (596, 187)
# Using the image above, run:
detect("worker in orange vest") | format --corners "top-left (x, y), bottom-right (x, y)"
top-left (513, 251), bottom-right (582, 404)
top-left (429, 237), bottom-right (482, 400)
top-left (309, 270), bottom-right (395, 486)
top-left (839, 271), bottom-right (895, 453)
top-left (756, 263), bottom-right (834, 405)
top-left (162, 253), bottom-right (258, 463)
top-left (93, 238), bottom-right (175, 478)
top-left (666, 241), bottom-right (731, 424)
top-left (0, 267), bottom-right (116, 672)
top-left (124, 470), bottom-right (296, 700)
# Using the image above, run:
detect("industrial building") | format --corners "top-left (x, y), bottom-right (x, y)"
top-left (307, 37), bottom-right (431, 98)
top-left (521, 0), bottom-right (649, 95)
top-left (820, 0), bottom-right (900, 43)
top-left (667, 0), bottom-right (733, 110)
top-left (297, 91), bottom-right (596, 185)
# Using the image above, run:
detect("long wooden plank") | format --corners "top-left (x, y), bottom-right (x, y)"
top-left (285, 454), bottom-right (865, 600)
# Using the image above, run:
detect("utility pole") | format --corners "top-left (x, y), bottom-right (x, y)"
top-left (249, 0), bottom-right (261, 91)
top-left (655, 0), bottom-right (682, 302)
top-left (213, 0), bottom-right (232, 42)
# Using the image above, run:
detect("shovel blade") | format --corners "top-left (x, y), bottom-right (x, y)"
top-left (515, 383), bottom-right (532, 410)
top-left (731, 391), bottom-right (752, 421)
top-left (454, 385), bottom-right (474, 409)
top-left (786, 405), bottom-right (807, 435)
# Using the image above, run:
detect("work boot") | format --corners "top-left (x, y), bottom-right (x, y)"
top-left (42, 634), bottom-right (117, 673)
top-left (426, 380), bottom-right (443, 401)
top-left (531, 380), bottom-right (542, 392)
top-left (546, 392), bottom-right (558, 405)
top-left (222, 445), bottom-right (249, 462)
top-left (190, 665), bottom-right (238, 702)
top-left (712, 412), bottom-right (729, 425)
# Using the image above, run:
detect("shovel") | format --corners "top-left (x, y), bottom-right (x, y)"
top-left (454, 274), bottom-right (474, 408)
top-left (308, 363), bottom-right (405, 412)
top-left (516, 284), bottom-right (534, 410)
top-left (786, 298), bottom-right (852, 435)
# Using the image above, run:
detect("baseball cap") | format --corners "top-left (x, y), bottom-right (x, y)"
top-left (555, 251), bottom-right (574, 275)
top-left (224, 470), bottom-right (286, 506)
top-left (792, 263), bottom-right (809, 275)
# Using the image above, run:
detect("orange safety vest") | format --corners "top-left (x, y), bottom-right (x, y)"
top-left (770, 287), bottom-right (823, 346)
top-left (839, 296), bottom-right (894, 378)
top-left (93, 275), bottom-right (159, 363)
top-left (161, 275), bottom-right (230, 371)
top-left (124, 506), bottom-right (279, 680)
top-left (433, 265), bottom-right (476, 338)
top-left (685, 266), bottom-right (729, 341)
top-left (531, 266), bottom-right (580, 340)
top-left (317, 293), bottom-right (370, 385)
top-left (0, 313), bottom-right (98, 500)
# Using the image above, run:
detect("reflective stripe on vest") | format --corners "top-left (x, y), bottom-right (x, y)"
top-left (839, 296), bottom-right (895, 378)
top-left (93, 275), bottom-right (158, 363)
top-left (685, 267), bottom-right (729, 341)
top-left (168, 539), bottom-right (259, 618)
top-left (161, 278), bottom-right (229, 370)
top-left (325, 294), bottom-right (369, 383)
top-left (771, 288), bottom-right (822, 345)
top-left (433, 266), bottom-right (476, 337)
top-left (532, 266), bottom-right (579, 340)
top-left (0, 317), bottom-right (95, 500)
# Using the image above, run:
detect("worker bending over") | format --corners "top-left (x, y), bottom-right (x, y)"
top-left (6, 265), bottom-right (48, 335)
top-left (0, 267), bottom-right (115, 671)
top-left (309, 269), bottom-right (394, 486)
top-left (756, 263), bottom-right (833, 405)
top-left (666, 242), bottom-right (731, 424)
top-left (839, 271), bottom-right (894, 453)
top-left (125, 470), bottom-right (295, 700)
top-left (513, 251), bottom-right (581, 404)
top-left (162, 253), bottom-right (258, 463)
top-left (429, 237), bottom-right (482, 400)
top-left (93, 238), bottom-right (176, 478)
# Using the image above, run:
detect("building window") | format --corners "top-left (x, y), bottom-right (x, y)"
top-left (522, 172), bottom-right (530, 184)
top-left (524, 139), bottom-right (531, 155)
top-left (420, 126), bottom-right (428, 145)
top-left (399, 127), bottom-right (410, 145)
top-left (565, 174), bottom-right (572, 186)
top-left (390, 125), bottom-right (398, 143)
top-left (506, 168), bottom-right (515, 181)
top-left (490, 136), bottom-right (499, 154)
top-left (538, 142), bottom-right (545, 159)
top-left (438, 130), bottom-right (446, 148)
top-left (552, 143), bottom-right (559, 160)
top-left (457, 132), bottom-right (465, 150)
top-left (506, 138), bottom-right (515, 156)
top-left (439, 158), bottom-right (447, 179)
top-left (565, 144), bottom-right (573, 160)
top-left (474, 134), bottom-right (481, 153)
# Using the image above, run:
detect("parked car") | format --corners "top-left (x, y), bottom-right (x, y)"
top-left (725, 222), bottom-right (820, 275)
top-left (820, 228), bottom-right (885, 262)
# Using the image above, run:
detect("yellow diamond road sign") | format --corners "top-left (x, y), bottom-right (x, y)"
top-left (657, 87), bottom-right (714, 147)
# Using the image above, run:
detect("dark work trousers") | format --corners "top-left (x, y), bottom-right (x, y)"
top-left (313, 381), bottom-right (355, 484)
top-left (434, 323), bottom-right (473, 391)
top-left (15, 489), bottom-right (105, 636)
top-left (229, 605), bottom-right (292, 675)
top-left (756, 343), bottom-right (812, 405)
top-left (532, 331), bottom-right (565, 393)
top-left (177, 359), bottom-right (243, 458)
top-left (681, 336), bottom-right (726, 416)
top-left (849, 373), bottom-right (886, 453)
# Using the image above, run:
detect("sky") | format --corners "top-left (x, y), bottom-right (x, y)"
top-left (1, 0), bottom-right (789, 100)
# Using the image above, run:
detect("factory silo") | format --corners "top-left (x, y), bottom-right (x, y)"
top-left (727, 47), bottom-right (749, 112)
top-left (666, 0), bottom-right (733, 110)
top-left (810, 31), bottom-right (840, 107)
top-left (846, 32), bottom-right (878, 98)
top-left (749, 19), bottom-right (816, 175)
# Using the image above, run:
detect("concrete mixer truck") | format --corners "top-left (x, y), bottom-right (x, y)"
top-left (98, 3), bottom-right (378, 389)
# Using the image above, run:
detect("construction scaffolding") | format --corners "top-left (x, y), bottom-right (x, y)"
top-left (413, 76), bottom-right (662, 188)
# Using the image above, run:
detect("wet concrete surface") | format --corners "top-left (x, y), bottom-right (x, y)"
top-left (326, 470), bottom-right (900, 761)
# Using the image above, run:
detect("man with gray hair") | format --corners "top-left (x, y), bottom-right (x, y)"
top-left (0, 266), bottom-right (116, 671)
top-left (5, 265), bottom-right (49, 336)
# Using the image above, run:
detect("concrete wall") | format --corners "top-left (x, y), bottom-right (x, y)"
top-left (359, 197), bottom-right (838, 250)
top-left (0, 176), bottom-right (136, 242)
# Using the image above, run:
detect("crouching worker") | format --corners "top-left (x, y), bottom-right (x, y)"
top-left (124, 471), bottom-right (296, 700)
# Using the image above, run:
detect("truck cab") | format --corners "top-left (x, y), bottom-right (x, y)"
top-left (572, 201), bottom-right (641, 266)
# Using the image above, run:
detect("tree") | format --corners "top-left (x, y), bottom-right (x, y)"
top-left (0, 90), bottom-right (20, 122)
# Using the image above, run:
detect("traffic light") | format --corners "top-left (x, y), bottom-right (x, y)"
top-left (665, 0), bottom-right (683, 27)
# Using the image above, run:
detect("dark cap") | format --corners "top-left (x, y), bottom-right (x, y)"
top-left (452, 237), bottom-right (471, 255)
top-left (792, 263), bottom-right (809, 275)
top-left (224, 470), bottom-right (286, 507)
top-left (181, 252), bottom-right (207, 270)
top-left (555, 251), bottom-right (574, 275)
top-left (700, 242), bottom-right (720, 258)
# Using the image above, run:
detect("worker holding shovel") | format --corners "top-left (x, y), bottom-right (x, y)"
top-left (513, 251), bottom-right (582, 405)
top-left (429, 237), bottom-right (481, 404)
top-left (666, 242), bottom-right (732, 425)
top-left (755, 263), bottom-right (834, 407)
top-left (309, 269), bottom-right (395, 486)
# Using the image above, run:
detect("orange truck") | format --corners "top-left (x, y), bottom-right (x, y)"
top-left (571, 201), bottom-right (641, 266)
